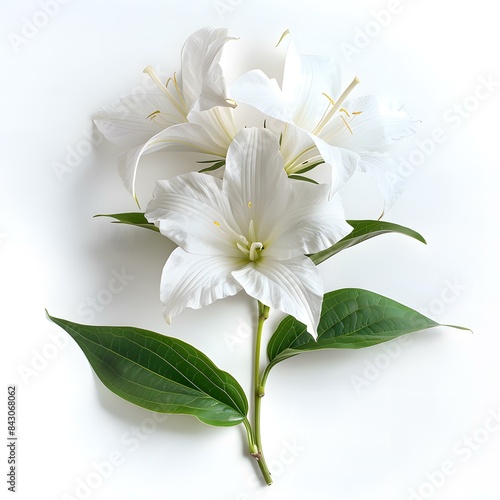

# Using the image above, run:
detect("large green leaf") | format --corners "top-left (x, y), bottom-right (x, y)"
top-left (309, 220), bottom-right (426, 265)
top-left (267, 289), bottom-right (468, 367)
top-left (94, 212), bottom-right (159, 232)
top-left (47, 313), bottom-right (247, 426)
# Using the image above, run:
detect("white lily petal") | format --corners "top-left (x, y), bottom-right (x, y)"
top-left (282, 38), bottom-right (343, 131)
top-left (232, 256), bottom-right (324, 338)
top-left (229, 69), bottom-right (293, 122)
top-left (187, 107), bottom-right (236, 152)
top-left (307, 133), bottom-right (360, 194)
top-left (279, 123), bottom-right (319, 174)
top-left (196, 61), bottom-right (234, 112)
top-left (358, 153), bottom-right (405, 215)
top-left (160, 248), bottom-right (243, 323)
top-left (145, 172), bottom-right (241, 256)
top-left (117, 121), bottom-right (228, 200)
top-left (321, 95), bottom-right (419, 152)
top-left (222, 128), bottom-right (289, 238)
top-left (264, 187), bottom-right (352, 259)
top-left (93, 91), bottom-right (179, 149)
top-left (180, 27), bottom-right (234, 111)
top-left (261, 116), bottom-right (285, 137)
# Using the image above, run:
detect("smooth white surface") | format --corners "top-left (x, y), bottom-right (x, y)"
top-left (1, 1), bottom-right (499, 499)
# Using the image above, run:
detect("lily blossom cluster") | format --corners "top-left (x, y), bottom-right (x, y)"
top-left (94, 27), bottom-right (418, 337)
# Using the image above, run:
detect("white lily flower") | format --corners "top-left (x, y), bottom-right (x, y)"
top-left (94, 27), bottom-right (236, 202)
top-left (145, 128), bottom-right (352, 337)
top-left (230, 33), bottom-right (419, 212)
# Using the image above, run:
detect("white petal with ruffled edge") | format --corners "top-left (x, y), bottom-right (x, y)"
top-left (180, 27), bottom-right (235, 111)
top-left (358, 153), bottom-right (405, 215)
top-left (320, 95), bottom-right (420, 152)
top-left (229, 69), bottom-right (293, 122)
top-left (307, 133), bottom-right (360, 194)
top-left (187, 107), bottom-right (236, 152)
top-left (160, 248), bottom-right (244, 323)
top-left (93, 91), bottom-right (182, 149)
top-left (282, 38), bottom-right (342, 132)
top-left (263, 186), bottom-right (352, 260)
top-left (232, 256), bottom-right (324, 338)
top-left (145, 172), bottom-right (242, 257)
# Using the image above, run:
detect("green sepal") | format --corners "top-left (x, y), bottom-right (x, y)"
top-left (94, 212), bottom-right (159, 232)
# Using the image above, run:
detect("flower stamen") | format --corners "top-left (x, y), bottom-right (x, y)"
top-left (234, 219), bottom-right (263, 261)
top-left (313, 76), bottom-right (360, 135)
top-left (143, 65), bottom-right (189, 120)
top-left (237, 242), bottom-right (250, 258)
top-left (340, 115), bottom-right (353, 135)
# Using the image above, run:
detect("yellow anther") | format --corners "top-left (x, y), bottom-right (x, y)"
top-left (247, 201), bottom-right (252, 208)
top-left (322, 93), bottom-right (336, 106)
top-left (339, 108), bottom-right (350, 117)
top-left (146, 110), bottom-right (161, 120)
top-left (214, 221), bottom-right (221, 227)
top-left (352, 111), bottom-right (363, 115)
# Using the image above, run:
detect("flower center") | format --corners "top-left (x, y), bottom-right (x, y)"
top-left (235, 219), bottom-right (264, 262)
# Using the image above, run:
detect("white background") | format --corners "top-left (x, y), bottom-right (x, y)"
top-left (1, 1), bottom-right (499, 499)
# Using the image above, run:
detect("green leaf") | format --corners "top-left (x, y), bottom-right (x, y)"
top-left (94, 212), bottom-right (159, 232)
top-left (267, 288), bottom-right (469, 367)
top-left (47, 313), bottom-right (248, 427)
top-left (309, 220), bottom-right (426, 265)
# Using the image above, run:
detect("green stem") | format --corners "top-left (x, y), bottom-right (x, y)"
top-left (243, 418), bottom-right (258, 455)
top-left (251, 301), bottom-right (272, 485)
